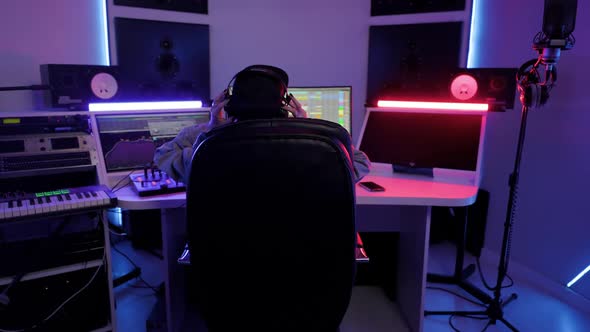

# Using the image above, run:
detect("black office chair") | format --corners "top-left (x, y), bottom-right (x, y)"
top-left (185, 118), bottom-right (357, 332)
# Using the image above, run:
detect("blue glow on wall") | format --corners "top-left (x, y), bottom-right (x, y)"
top-left (108, 208), bottom-right (123, 228)
top-left (567, 265), bottom-right (590, 288)
top-left (100, 0), bottom-right (110, 65)
top-left (467, 0), bottom-right (481, 68)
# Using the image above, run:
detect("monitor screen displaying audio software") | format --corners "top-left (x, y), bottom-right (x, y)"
top-left (95, 111), bottom-right (210, 172)
top-left (288, 86), bottom-right (352, 133)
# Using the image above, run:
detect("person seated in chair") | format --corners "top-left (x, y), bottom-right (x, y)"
top-left (155, 64), bottom-right (373, 265)
top-left (156, 65), bottom-right (398, 299)
top-left (154, 64), bottom-right (371, 184)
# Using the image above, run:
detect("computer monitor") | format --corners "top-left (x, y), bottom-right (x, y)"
top-left (358, 108), bottom-right (484, 173)
top-left (288, 86), bottom-right (352, 133)
top-left (94, 110), bottom-right (210, 173)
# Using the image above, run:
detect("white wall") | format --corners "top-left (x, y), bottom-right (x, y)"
top-left (108, 0), bottom-right (373, 140)
top-left (1, 0), bottom-right (471, 142)
top-left (0, 0), bottom-right (107, 111)
top-left (107, 0), bottom-right (472, 142)
top-left (472, 0), bottom-right (590, 298)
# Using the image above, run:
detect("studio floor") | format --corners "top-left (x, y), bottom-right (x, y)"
top-left (111, 239), bottom-right (590, 332)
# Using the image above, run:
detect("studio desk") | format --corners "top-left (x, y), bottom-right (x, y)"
top-left (114, 163), bottom-right (479, 332)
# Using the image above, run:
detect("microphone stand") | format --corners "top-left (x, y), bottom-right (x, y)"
top-left (425, 0), bottom-right (576, 323)
top-left (424, 103), bottom-right (525, 331)
top-left (423, 58), bottom-right (550, 331)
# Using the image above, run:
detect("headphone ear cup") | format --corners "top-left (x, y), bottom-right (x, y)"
top-left (222, 87), bottom-right (233, 115)
top-left (280, 92), bottom-right (291, 117)
top-left (521, 84), bottom-right (550, 108)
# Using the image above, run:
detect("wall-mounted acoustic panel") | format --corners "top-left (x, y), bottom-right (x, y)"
top-left (366, 22), bottom-right (463, 106)
top-left (115, 17), bottom-right (210, 102)
top-left (371, 0), bottom-right (465, 16)
top-left (114, 0), bottom-right (207, 15)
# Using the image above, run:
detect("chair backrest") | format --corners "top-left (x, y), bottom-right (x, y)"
top-left (186, 118), bottom-right (357, 331)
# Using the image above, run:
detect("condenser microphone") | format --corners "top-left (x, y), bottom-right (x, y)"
top-left (533, 0), bottom-right (577, 70)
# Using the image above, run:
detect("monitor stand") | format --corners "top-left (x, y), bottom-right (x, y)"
top-left (392, 164), bottom-right (434, 177)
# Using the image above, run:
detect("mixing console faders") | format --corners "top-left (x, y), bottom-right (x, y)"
top-left (129, 168), bottom-right (185, 197)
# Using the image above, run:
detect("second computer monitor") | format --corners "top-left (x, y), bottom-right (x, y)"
top-left (358, 108), bottom-right (484, 173)
top-left (288, 86), bottom-right (352, 133)
top-left (94, 110), bottom-right (210, 173)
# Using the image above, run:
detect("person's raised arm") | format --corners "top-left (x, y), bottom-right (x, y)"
top-left (202, 89), bottom-right (231, 132)
top-left (153, 90), bottom-right (230, 183)
top-left (282, 94), bottom-right (307, 118)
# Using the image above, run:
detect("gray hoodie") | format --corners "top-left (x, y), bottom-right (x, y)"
top-left (154, 123), bottom-right (371, 184)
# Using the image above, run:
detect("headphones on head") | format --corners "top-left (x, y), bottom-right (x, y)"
top-left (224, 65), bottom-right (292, 118)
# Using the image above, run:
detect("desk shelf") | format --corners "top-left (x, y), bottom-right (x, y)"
top-left (0, 259), bottom-right (104, 286)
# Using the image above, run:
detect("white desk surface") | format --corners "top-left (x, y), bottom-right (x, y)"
top-left (114, 164), bottom-right (477, 332)
top-left (115, 164), bottom-right (478, 210)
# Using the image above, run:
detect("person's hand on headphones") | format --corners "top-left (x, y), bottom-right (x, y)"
top-left (282, 94), bottom-right (307, 118)
top-left (204, 89), bottom-right (232, 132)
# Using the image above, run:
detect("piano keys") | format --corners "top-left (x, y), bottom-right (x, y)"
top-left (0, 185), bottom-right (117, 221)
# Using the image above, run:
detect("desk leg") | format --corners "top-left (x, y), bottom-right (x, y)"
top-left (426, 207), bottom-right (491, 305)
top-left (161, 208), bottom-right (187, 332)
top-left (397, 206), bottom-right (430, 332)
top-left (356, 205), bottom-right (430, 332)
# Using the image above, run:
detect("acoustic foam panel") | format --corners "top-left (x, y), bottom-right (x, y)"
top-left (115, 17), bottom-right (210, 102)
top-left (366, 22), bottom-right (463, 106)
top-left (371, 0), bottom-right (465, 16)
top-left (114, 0), bottom-right (207, 15)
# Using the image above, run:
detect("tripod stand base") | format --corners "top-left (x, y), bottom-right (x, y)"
top-left (427, 263), bottom-right (475, 283)
top-left (425, 293), bottom-right (519, 332)
top-left (428, 263), bottom-right (494, 305)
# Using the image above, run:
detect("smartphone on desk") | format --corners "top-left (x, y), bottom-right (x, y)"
top-left (359, 181), bottom-right (385, 192)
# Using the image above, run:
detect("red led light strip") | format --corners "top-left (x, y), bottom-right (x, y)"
top-left (377, 100), bottom-right (489, 111)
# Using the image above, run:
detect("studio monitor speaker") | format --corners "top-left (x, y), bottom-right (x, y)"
top-left (40, 64), bottom-right (120, 110)
top-left (451, 68), bottom-right (518, 110)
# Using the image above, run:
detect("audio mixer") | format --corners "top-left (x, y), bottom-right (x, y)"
top-left (129, 168), bottom-right (185, 197)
